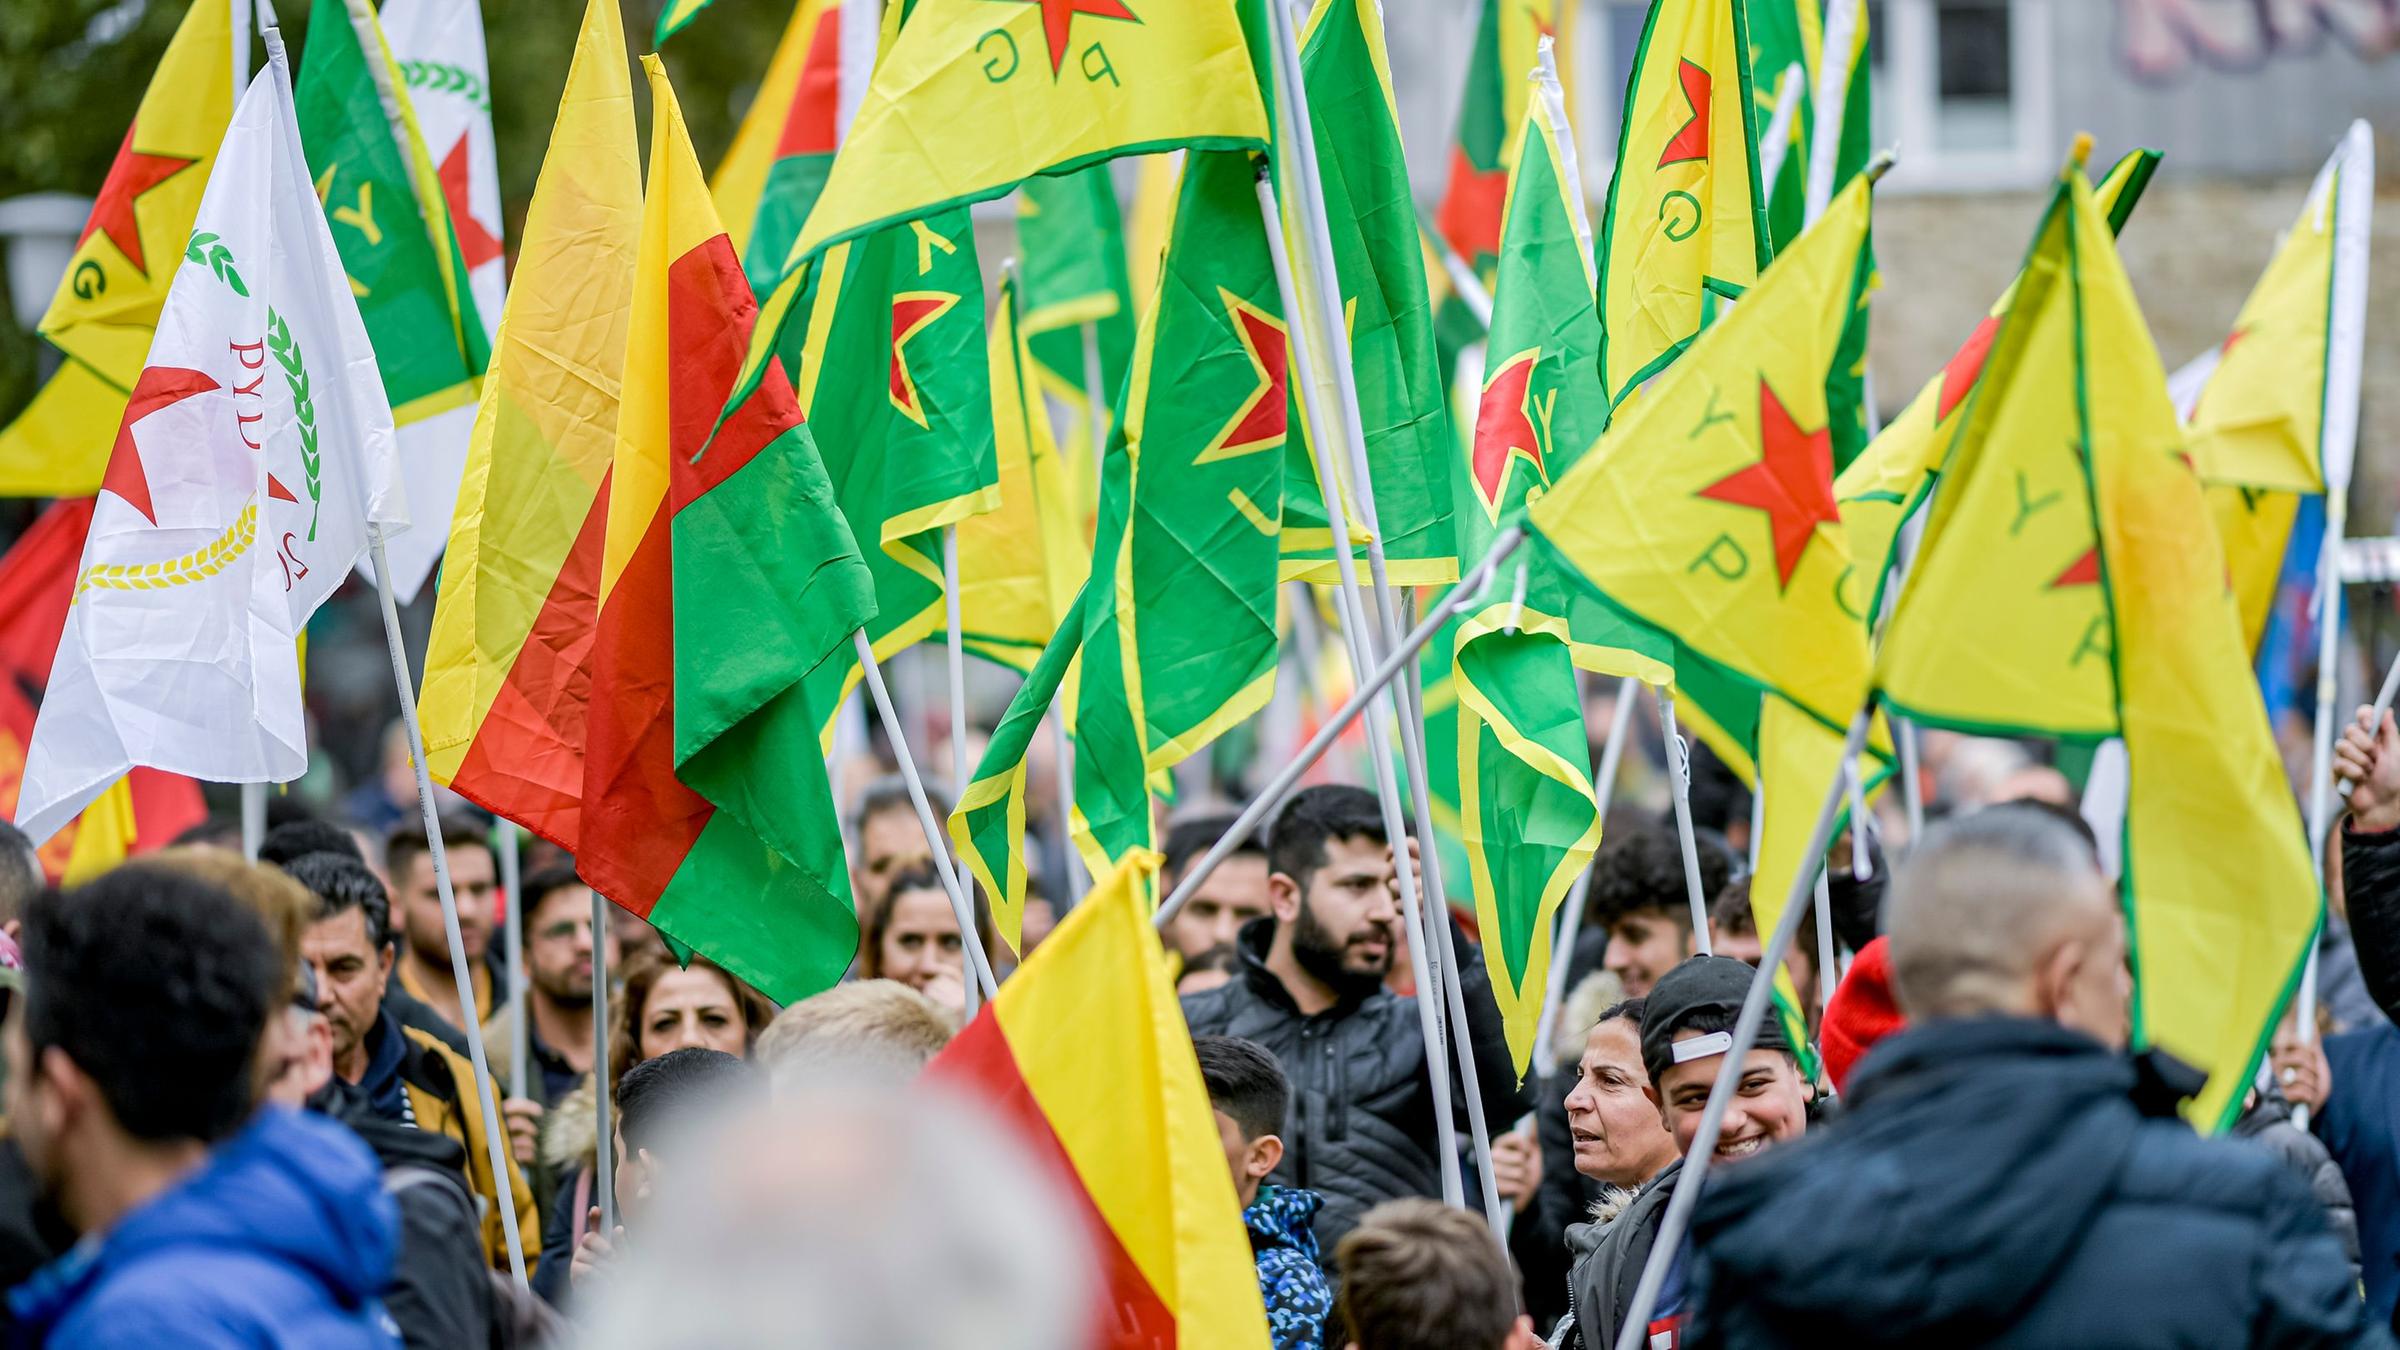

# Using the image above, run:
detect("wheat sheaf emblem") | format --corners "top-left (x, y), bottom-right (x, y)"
top-left (73, 502), bottom-right (259, 605)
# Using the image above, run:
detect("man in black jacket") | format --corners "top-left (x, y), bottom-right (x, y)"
top-left (1687, 803), bottom-right (2376, 1348)
top-left (1181, 785), bottom-right (1530, 1267)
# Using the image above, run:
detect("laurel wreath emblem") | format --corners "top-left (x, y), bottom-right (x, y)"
top-left (73, 503), bottom-right (258, 604)
top-left (399, 60), bottom-right (492, 114)
top-left (184, 233), bottom-right (248, 297)
top-left (265, 310), bottom-right (325, 541)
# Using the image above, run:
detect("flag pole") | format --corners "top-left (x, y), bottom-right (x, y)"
top-left (1256, 169), bottom-right (1463, 1211)
top-left (1613, 704), bottom-right (1877, 1350)
top-left (1528, 675), bottom-right (1641, 1072)
top-left (1755, 62), bottom-right (1805, 204)
top-left (852, 629), bottom-right (999, 1008)
top-left (1657, 687), bottom-right (1715, 953)
top-left (498, 819), bottom-right (528, 1103)
top-left (2298, 119), bottom-right (2375, 1072)
top-left (1158, 529), bottom-right (1519, 929)
top-left (368, 527), bottom-right (530, 1291)
top-left (240, 783), bottom-right (266, 861)
top-left (943, 527), bottom-right (971, 801)
top-left (1259, 0), bottom-right (1481, 1213)
top-left (590, 883), bottom-right (615, 1235)
top-left (1805, 0), bottom-right (1864, 225)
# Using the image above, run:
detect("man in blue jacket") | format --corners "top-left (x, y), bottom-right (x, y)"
top-left (5, 863), bottom-right (399, 1348)
top-left (1686, 804), bottom-right (2377, 1348)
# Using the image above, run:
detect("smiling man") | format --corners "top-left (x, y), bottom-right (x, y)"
top-left (1182, 785), bottom-right (1531, 1267)
top-left (1553, 956), bottom-right (1811, 1350)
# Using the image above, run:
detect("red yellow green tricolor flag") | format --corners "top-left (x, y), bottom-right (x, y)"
top-left (926, 852), bottom-right (1273, 1348)
top-left (0, 0), bottom-right (231, 494)
top-left (578, 56), bottom-right (877, 1005)
top-left (1529, 172), bottom-right (1877, 976)
top-left (1596, 0), bottom-right (1769, 407)
top-left (1278, 0), bottom-right (1459, 586)
top-left (1456, 47), bottom-right (1668, 1076)
top-left (787, 0), bottom-right (1270, 261)
top-left (419, 0), bottom-right (639, 851)
top-left (1875, 157), bottom-right (2316, 1132)
top-left (712, 0), bottom-right (867, 292)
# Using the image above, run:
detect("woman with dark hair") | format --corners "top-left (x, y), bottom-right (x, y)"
top-left (534, 951), bottom-right (772, 1304)
top-left (857, 862), bottom-right (993, 1014)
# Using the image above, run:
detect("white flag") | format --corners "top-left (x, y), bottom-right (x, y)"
top-left (14, 53), bottom-right (404, 844)
top-left (381, 0), bottom-right (506, 344)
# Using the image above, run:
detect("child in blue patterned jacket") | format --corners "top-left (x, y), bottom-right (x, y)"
top-left (1195, 1035), bottom-right (1332, 1350)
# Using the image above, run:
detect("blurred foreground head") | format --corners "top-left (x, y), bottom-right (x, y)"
top-left (1886, 802), bottom-right (2127, 1050)
top-left (574, 1079), bottom-right (1094, 1350)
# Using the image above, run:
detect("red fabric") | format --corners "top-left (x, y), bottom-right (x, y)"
top-left (1821, 935), bottom-right (1903, 1096)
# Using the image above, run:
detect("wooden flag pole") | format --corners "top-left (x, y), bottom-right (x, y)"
top-left (852, 630), bottom-right (999, 1009)
top-left (1612, 705), bottom-right (1877, 1350)
top-left (1156, 534), bottom-right (1518, 930)
top-left (368, 526), bottom-right (530, 1291)
top-left (1657, 686), bottom-right (1715, 954)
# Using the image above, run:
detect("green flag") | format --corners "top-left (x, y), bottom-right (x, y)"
top-left (952, 580), bottom-right (1087, 953)
top-left (1017, 165), bottom-right (1139, 520)
top-left (1278, 0), bottom-right (1459, 587)
top-left (294, 0), bottom-right (488, 600)
top-left (1074, 148), bottom-right (1290, 877)
top-left (1456, 53), bottom-right (1666, 1076)
top-left (791, 208), bottom-right (1000, 741)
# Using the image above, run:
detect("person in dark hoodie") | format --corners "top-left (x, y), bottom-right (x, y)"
top-left (1182, 786), bottom-right (1531, 1266)
top-left (5, 864), bottom-right (398, 1348)
top-left (1195, 1035), bottom-right (1331, 1350)
top-left (1686, 803), bottom-right (2378, 1349)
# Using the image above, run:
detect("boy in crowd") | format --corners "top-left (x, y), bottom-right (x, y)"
top-left (1194, 1035), bottom-right (1330, 1350)
top-left (1334, 1198), bottom-right (1544, 1350)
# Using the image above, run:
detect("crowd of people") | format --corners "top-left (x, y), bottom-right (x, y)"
top-left (0, 700), bottom-right (2395, 1348)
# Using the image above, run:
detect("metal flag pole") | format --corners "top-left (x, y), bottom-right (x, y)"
top-left (1612, 706), bottom-right (1877, 1350)
top-left (852, 630), bottom-right (999, 1010)
top-left (1158, 532), bottom-right (1520, 929)
top-left (2297, 119), bottom-right (2376, 1074)
top-left (1261, 0), bottom-right (1494, 1217)
top-left (499, 820), bottom-right (528, 1102)
top-left (368, 527), bottom-right (530, 1291)
top-left (1528, 675), bottom-right (1642, 1073)
top-left (1657, 687), bottom-right (1715, 953)
top-left (1805, 0), bottom-right (1865, 225)
top-left (1255, 165), bottom-right (1463, 1207)
top-left (590, 885), bottom-right (615, 1234)
top-left (1755, 63), bottom-right (1806, 203)
top-left (241, 782), bottom-right (266, 861)
top-left (943, 527), bottom-right (971, 797)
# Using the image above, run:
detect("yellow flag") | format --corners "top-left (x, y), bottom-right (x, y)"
top-left (1595, 0), bottom-right (1767, 405)
top-left (1876, 164), bottom-right (2315, 1131)
top-left (958, 273), bottom-right (1082, 670)
top-left (2185, 148), bottom-right (2346, 497)
top-left (2210, 484), bottom-right (2300, 653)
top-left (60, 777), bottom-right (139, 885)
top-left (787, 0), bottom-right (1269, 262)
top-left (1530, 175), bottom-right (1875, 930)
top-left (0, 0), bottom-right (231, 494)
top-left (1836, 148), bottom-right (2161, 625)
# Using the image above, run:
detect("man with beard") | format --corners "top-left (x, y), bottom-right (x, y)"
top-left (386, 819), bottom-right (502, 1044)
top-left (1182, 785), bottom-right (1529, 1269)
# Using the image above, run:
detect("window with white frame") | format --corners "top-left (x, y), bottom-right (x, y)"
top-left (1867, 0), bottom-right (2054, 189)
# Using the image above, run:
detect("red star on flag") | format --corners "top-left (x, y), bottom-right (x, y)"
top-left (1199, 298), bottom-right (1289, 461)
top-left (890, 291), bottom-right (961, 427)
top-left (1698, 377), bottom-right (1838, 589)
top-left (78, 125), bottom-right (199, 278)
top-left (2049, 547), bottom-right (2102, 589)
top-left (1937, 315), bottom-right (2000, 422)
top-left (1657, 60), bottom-right (1712, 169)
top-left (998, 0), bottom-right (1140, 77)
top-left (101, 366), bottom-right (220, 525)
top-left (1472, 349), bottom-right (1542, 510)
top-left (437, 136), bottom-right (504, 271)
top-left (1435, 149), bottom-right (1509, 267)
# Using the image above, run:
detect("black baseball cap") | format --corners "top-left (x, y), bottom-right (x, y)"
top-left (1639, 954), bottom-right (1791, 1084)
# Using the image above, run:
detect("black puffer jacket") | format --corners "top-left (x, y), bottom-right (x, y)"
top-left (1685, 1017), bottom-right (2381, 1348)
top-left (2234, 1090), bottom-right (2361, 1282)
top-left (2344, 822), bottom-right (2400, 1027)
top-left (1182, 917), bottom-right (1531, 1265)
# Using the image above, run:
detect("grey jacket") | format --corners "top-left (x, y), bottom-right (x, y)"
top-left (1550, 1160), bottom-right (1681, 1350)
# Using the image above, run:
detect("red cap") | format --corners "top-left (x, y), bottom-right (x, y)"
top-left (1821, 936), bottom-right (1904, 1096)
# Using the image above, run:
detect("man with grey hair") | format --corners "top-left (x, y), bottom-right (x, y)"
top-left (1680, 802), bottom-right (2377, 1348)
